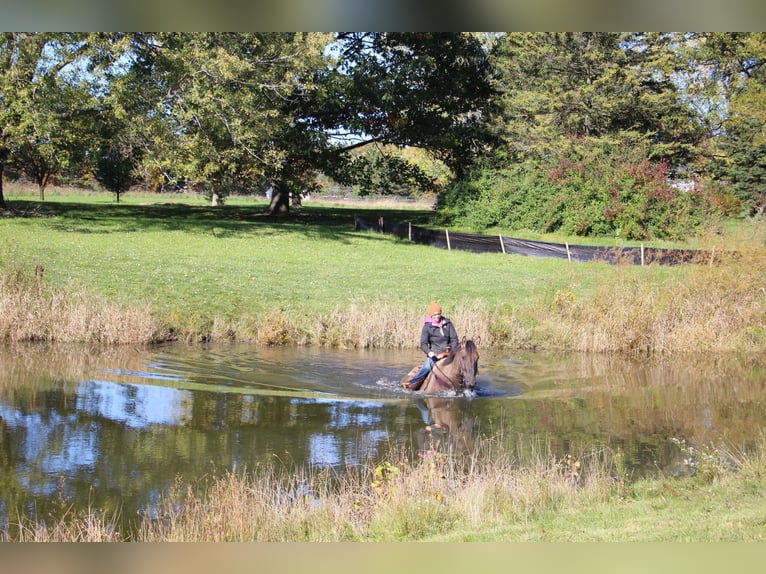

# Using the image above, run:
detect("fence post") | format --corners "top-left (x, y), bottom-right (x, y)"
top-left (408, 222), bottom-right (412, 242)
top-left (565, 242), bottom-right (571, 263)
top-left (499, 234), bottom-right (505, 254)
top-left (641, 244), bottom-right (645, 266)
top-left (446, 229), bottom-right (451, 251)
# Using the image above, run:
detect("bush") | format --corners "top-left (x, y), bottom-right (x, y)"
top-left (440, 137), bottom-right (711, 240)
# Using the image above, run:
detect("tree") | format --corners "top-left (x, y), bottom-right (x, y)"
top-left (487, 32), bottom-right (704, 168)
top-left (275, 32), bottom-right (495, 212)
top-left (95, 139), bottom-right (139, 203)
top-left (12, 78), bottom-right (99, 199)
top-left (683, 33), bottom-right (766, 216)
top-left (111, 33), bottom-right (331, 209)
top-left (98, 33), bottom-right (494, 215)
top-left (437, 33), bottom-right (718, 238)
top-left (0, 33), bottom-right (115, 207)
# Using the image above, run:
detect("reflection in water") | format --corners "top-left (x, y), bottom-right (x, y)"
top-left (413, 397), bottom-right (476, 458)
top-left (1, 342), bottom-right (765, 537)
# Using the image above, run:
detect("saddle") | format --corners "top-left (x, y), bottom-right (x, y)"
top-left (400, 353), bottom-right (447, 391)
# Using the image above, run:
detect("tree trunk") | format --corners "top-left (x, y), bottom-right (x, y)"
top-left (0, 169), bottom-right (5, 209)
top-left (0, 153), bottom-right (8, 209)
top-left (39, 184), bottom-right (45, 201)
top-left (267, 181), bottom-right (290, 216)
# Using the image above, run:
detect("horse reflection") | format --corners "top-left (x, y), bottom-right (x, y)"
top-left (413, 396), bottom-right (476, 457)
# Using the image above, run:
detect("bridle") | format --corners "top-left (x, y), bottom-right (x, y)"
top-left (432, 345), bottom-right (470, 392)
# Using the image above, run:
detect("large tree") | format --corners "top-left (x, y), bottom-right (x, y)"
top-left (287, 32), bottom-right (495, 201)
top-left (487, 32), bottom-right (705, 168)
top-left (111, 33), bottom-right (331, 209)
top-left (682, 33), bottom-right (766, 216)
top-left (0, 33), bottom-right (116, 207)
top-left (438, 33), bottom-right (713, 238)
top-left (82, 33), bottom-right (495, 215)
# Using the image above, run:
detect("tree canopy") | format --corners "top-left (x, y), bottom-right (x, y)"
top-left (0, 33), bottom-right (116, 206)
top-left (440, 32), bottom-right (765, 238)
top-left (1, 32), bottom-right (765, 236)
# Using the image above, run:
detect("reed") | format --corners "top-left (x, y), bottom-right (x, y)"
top-left (0, 263), bottom-right (156, 345)
top-left (546, 248), bottom-right (766, 353)
top-left (4, 504), bottom-right (122, 542)
top-left (133, 434), bottom-right (622, 542)
top-left (6, 431), bottom-right (765, 542)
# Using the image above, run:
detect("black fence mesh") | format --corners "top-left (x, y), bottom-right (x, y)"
top-left (355, 216), bottom-right (716, 266)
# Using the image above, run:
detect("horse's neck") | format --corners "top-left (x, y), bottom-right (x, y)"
top-left (438, 354), bottom-right (463, 388)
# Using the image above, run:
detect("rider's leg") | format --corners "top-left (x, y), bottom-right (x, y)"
top-left (409, 356), bottom-right (435, 384)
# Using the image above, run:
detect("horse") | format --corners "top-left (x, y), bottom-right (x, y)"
top-left (399, 339), bottom-right (480, 396)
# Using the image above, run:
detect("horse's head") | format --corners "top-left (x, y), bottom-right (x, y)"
top-left (453, 339), bottom-right (479, 396)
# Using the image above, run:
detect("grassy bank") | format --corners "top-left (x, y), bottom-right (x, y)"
top-left (4, 433), bottom-right (765, 542)
top-left (1, 189), bottom-right (765, 353)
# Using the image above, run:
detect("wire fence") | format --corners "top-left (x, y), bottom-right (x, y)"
top-left (354, 216), bottom-right (719, 266)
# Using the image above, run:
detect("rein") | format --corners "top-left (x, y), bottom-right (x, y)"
top-left (432, 348), bottom-right (465, 391)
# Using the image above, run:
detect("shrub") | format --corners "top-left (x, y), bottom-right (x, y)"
top-left (440, 136), bottom-right (711, 240)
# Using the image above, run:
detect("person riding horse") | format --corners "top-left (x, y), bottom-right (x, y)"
top-left (404, 301), bottom-right (459, 390)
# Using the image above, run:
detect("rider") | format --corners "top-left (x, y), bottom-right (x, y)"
top-left (406, 301), bottom-right (459, 389)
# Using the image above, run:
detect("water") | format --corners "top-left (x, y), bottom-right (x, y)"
top-left (1, 342), bottom-right (765, 535)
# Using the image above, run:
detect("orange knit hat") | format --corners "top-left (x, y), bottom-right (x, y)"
top-left (428, 301), bottom-right (442, 316)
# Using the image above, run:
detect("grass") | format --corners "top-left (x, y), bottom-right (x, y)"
top-left (2, 186), bottom-right (765, 352)
top-left (4, 431), bottom-right (766, 542)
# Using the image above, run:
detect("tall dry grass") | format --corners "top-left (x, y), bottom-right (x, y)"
top-left (0, 263), bottom-right (155, 345)
top-left (4, 504), bottom-right (122, 542)
top-left (0, 436), bottom-right (611, 542)
top-left (188, 299), bottom-right (494, 350)
top-left (136, 435), bottom-right (617, 542)
top-left (2, 238), bottom-right (763, 354)
top-left (542, 248), bottom-right (766, 354)
top-left (5, 431), bottom-right (765, 542)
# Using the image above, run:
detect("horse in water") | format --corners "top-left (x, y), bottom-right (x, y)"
top-left (400, 339), bottom-right (480, 396)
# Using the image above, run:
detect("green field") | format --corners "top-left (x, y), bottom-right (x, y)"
top-left (2, 188), bottom-right (765, 352)
top-left (2, 192), bottom-right (594, 313)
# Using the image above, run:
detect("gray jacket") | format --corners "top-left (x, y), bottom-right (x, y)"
top-left (419, 317), bottom-right (459, 356)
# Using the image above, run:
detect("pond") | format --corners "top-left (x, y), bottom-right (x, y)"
top-left (1, 342), bottom-right (764, 536)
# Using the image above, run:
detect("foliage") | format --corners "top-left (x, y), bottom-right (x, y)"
top-left (3, 32), bottom-right (766, 232)
top-left (485, 32), bottom-right (706, 169)
top-left (371, 461), bottom-right (400, 493)
top-left (94, 136), bottom-right (141, 201)
top-left (343, 144), bottom-right (441, 197)
top-left (109, 33), bottom-right (331, 209)
top-left (296, 32), bottom-right (494, 191)
top-left (100, 33), bottom-right (492, 213)
top-left (0, 33), bottom-right (120, 206)
top-left (440, 136), bottom-right (710, 240)
top-left (677, 33), bottom-right (766, 216)
top-left (436, 32), bottom-right (718, 240)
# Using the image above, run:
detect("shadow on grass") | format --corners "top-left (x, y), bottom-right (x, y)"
top-left (6, 199), bottom-right (435, 244)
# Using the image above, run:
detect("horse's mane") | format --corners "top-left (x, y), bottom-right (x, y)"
top-left (463, 339), bottom-right (479, 362)
top-left (443, 339), bottom-right (479, 366)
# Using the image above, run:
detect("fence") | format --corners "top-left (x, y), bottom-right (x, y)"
top-left (354, 216), bottom-right (717, 266)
